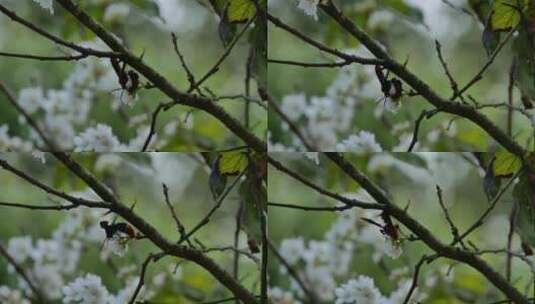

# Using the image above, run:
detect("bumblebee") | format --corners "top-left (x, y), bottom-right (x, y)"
top-left (100, 220), bottom-right (141, 239)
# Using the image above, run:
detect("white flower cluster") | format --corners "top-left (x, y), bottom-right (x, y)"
top-left (271, 45), bottom-right (459, 152)
top-left (0, 285), bottom-right (30, 304)
top-left (2, 202), bottom-right (166, 302)
top-left (274, 191), bottom-right (405, 302)
top-left (62, 274), bottom-right (110, 304)
top-left (272, 184), bottom-right (459, 303)
top-left (269, 287), bottom-right (302, 304)
top-left (74, 124), bottom-right (121, 152)
top-left (297, 0), bottom-right (319, 20)
top-left (336, 131), bottom-right (382, 153)
top-left (8, 38), bottom-right (181, 152)
top-left (272, 47), bottom-right (387, 151)
top-left (0, 124), bottom-right (32, 152)
top-left (334, 276), bottom-right (429, 304)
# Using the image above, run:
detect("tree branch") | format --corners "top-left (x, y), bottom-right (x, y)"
top-left (53, 0), bottom-right (266, 152)
top-left (49, 152), bottom-right (259, 303)
top-left (324, 152), bottom-right (529, 303)
top-left (318, 1), bottom-right (526, 158)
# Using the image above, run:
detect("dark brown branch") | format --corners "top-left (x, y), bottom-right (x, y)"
top-left (267, 156), bottom-right (381, 210)
top-left (435, 40), bottom-right (459, 96)
top-left (141, 102), bottom-right (164, 152)
top-left (402, 255), bottom-right (436, 304)
top-left (0, 159), bottom-right (108, 208)
top-left (435, 185), bottom-right (462, 245)
top-left (0, 51), bottom-right (87, 61)
top-left (214, 95), bottom-right (267, 110)
top-left (54, 0), bottom-right (266, 152)
top-left (50, 152), bottom-right (258, 303)
top-left (128, 253), bottom-right (159, 304)
top-left (161, 183), bottom-right (187, 241)
top-left (268, 58), bottom-right (351, 68)
top-left (267, 12), bottom-right (383, 66)
top-left (171, 33), bottom-right (197, 89)
top-left (268, 201), bottom-right (354, 212)
top-left (407, 109), bottom-right (439, 152)
top-left (319, 2), bottom-right (526, 158)
top-left (202, 246), bottom-right (259, 264)
top-left (324, 152), bottom-right (528, 303)
top-left (0, 201), bottom-right (93, 211)
top-left (0, 4), bottom-right (118, 58)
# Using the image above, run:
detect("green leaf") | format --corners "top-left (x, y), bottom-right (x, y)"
top-left (228, 0), bottom-right (256, 22)
top-left (239, 181), bottom-right (264, 241)
top-left (490, 0), bottom-right (528, 31)
top-left (219, 151), bottom-right (248, 175)
top-left (513, 171), bottom-right (535, 246)
top-left (238, 155), bottom-right (267, 253)
top-left (493, 150), bottom-right (522, 177)
top-left (250, 14), bottom-right (267, 89)
top-left (512, 27), bottom-right (535, 103)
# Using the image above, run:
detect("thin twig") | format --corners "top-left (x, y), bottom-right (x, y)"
top-left (403, 255), bottom-right (436, 304)
top-left (267, 156), bottom-right (381, 210)
top-left (128, 253), bottom-right (160, 304)
top-left (0, 244), bottom-right (45, 303)
top-left (435, 40), bottom-right (460, 97)
top-left (454, 168), bottom-right (522, 245)
top-left (435, 185), bottom-right (463, 246)
top-left (171, 33), bottom-right (197, 90)
top-left (0, 4), bottom-right (119, 58)
top-left (0, 51), bottom-right (87, 61)
top-left (190, 15), bottom-right (256, 92)
top-left (407, 109), bottom-right (439, 152)
top-left (268, 201), bottom-right (354, 212)
top-left (179, 168), bottom-right (248, 244)
top-left (452, 25), bottom-right (517, 100)
top-left (203, 246), bottom-right (259, 264)
top-left (268, 58), bottom-right (351, 68)
top-left (161, 183), bottom-right (188, 242)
